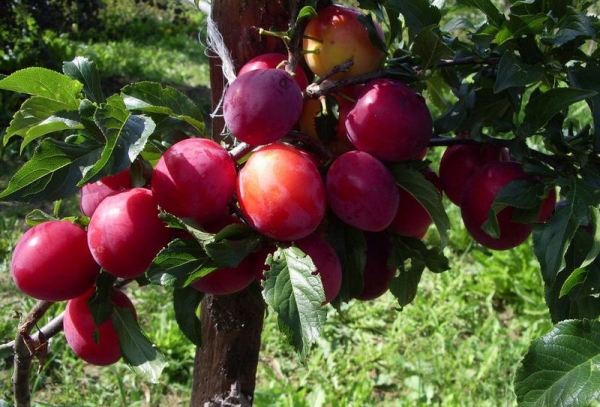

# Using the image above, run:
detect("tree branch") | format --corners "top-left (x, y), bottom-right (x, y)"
top-left (13, 300), bottom-right (55, 407)
top-left (285, 1), bottom-right (309, 81)
top-left (305, 56), bottom-right (502, 100)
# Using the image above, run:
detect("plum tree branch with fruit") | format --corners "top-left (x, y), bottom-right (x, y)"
top-left (1, 0), bottom-right (600, 406)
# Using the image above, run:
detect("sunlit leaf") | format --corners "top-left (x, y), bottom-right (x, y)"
top-left (262, 246), bottom-right (326, 356)
top-left (121, 82), bottom-right (204, 133)
top-left (81, 94), bottom-right (155, 185)
top-left (0, 139), bottom-right (101, 202)
top-left (147, 239), bottom-right (219, 288)
top-left (0, 67), bottom-right (82, 108)
top-left (515, 319), bottom-right (600, 407)
top-left (63, 56), bottom-right (105, 103)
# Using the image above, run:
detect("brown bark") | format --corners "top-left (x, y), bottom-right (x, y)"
top-left (189, 1), bottom-right (292, 406)
top-left (207, 0), bottom-right (292, 140)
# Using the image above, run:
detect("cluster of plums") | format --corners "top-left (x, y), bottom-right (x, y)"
top-left (9, 3), bottom-right (556, 367)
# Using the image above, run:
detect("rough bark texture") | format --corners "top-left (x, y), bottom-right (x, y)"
top-left (207, 0), bottom-right (292, 139)
top-left (189, 1), bottom-right (292, 406)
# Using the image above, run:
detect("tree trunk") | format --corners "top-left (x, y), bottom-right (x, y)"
top-left (189, 1), bottom-right (291, 406)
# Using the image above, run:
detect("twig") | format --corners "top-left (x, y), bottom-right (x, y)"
top-left (284, 130), bottom-right (336, 162)
top-left (0, 313), bottom-right (64, 356)
top-left (305, 67), bottom-right (384, 100)
top-left (305, 56), bottom-right (502, 100)
top-left (13, 300), bottom-right (55, 407)
top-left (285, 1), bottom-right (308, 78)
top-left (229, 143), bottom-right (255, 162)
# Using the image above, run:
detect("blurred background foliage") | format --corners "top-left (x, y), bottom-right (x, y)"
top-left (0, 0), bottom-right (211, 165)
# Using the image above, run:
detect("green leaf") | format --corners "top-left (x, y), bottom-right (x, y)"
top-left (327, 217), bottom-right (367, 304)
top-left (25, 209), bottom-right (57, 227)
top-left (0, 68), bottom-right (82, 108)
top-left (82, 94), bottom-right (155, 185)
top-left (173, 286), bottom-right (203, 347)
top-left (545, 262), bottom-right (600, 323)
top-left (412, 25), bottom-right (453, 70)
top-left (481, 208), bottom-right (501, 239)
top-left (385, 0), bottom-right (441, 40)
top-left (262, 246), bottom-right (326, 356)
top-left (491, 178), bottom-right (549, 223)
top-left (542, 8), bottom-right (595, 45)
top-left (408, 238), bottom-right (449, 274)
top-left (522, 88), bottom-right (597, 136)
top-left (22, 114), bottom-right (84, 150)
top-left (147, 239), bottom-right (219, 288)
top-left (494, 52), bottom-right (544, 93)
top-left (384, 5), bottom-right (402, 47)
top-left (457, 0), bottom-right (505, 27)
top-left (121, 82), bottom-right (204, 133)
top-left (388, 259), bottom-right (425, 309)
top-left (87, 273), bottom-right (118, 328)
top-left (112, 306), bottom-right (167, 384)
top-left (357, 14), bottom-right (387, 53)
top-left (568, 64), bottom-right (600, 152)
top-left (514, 319), bottom-right (600, 407)
top-left (390, 167), bottom-right (450, 247)
top-left (204, 224), bottom-right (263, 268)
top-left (3, 96), bottom-right (82, 147)
top-left (533, 205), bottom-right (581, 285)
top-left (573, 207), bottom-right (600, 271)
top-left (559, 267), bottom-right (589, 298)
top-left (494, 14), bottom-right (549, 45)
top-left (63, 56), bottom-right (105, 103)
top-left (0, 139), bottom-right (100, 202)
top-left (297, 6), bottom-right (317, 21)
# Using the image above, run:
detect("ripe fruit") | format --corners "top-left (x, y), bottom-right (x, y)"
top-left (191, 254), bottom-right (257, 296)
top-left (326, 151), bottom-right (399, 232)
top-left (460, 161), bottom-right (534, 250)
top-left (303, 4), bottom-right (385, 79)
top-left (80, 169), bottom-right (132, 217)
top-left (87, 188), bottom-right (171, 279)
top-left (439, 142), bottom-right (510, 206)
top-left (223, 69), bottom-right (303, 145)
top-left (294, 233), bottom-right (342, 304)
top-left (389, 170), bottom-right (442, 239)
top-left (237, 143), bottom-right (326, 241)
top-left (63, 288), bottom-right (136, 366)
top-left (345, 79), bottom-right (433, 162)
top-left (299, 98), bottom-right (322, 140)
top-left (238, 53), bottom-right (309, 90)
top-left (356, 232), bottom-right (395, 301)
top-left (151, 138), bottom-right (236, 226)
top-left (10, 220), bottom-right (100, 302)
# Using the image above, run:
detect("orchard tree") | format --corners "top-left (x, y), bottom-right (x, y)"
top-left (1, 0), bottom-right (600, 406)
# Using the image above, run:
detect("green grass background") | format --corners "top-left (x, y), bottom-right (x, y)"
top-left (0, 1), bottom-right (554, 406)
